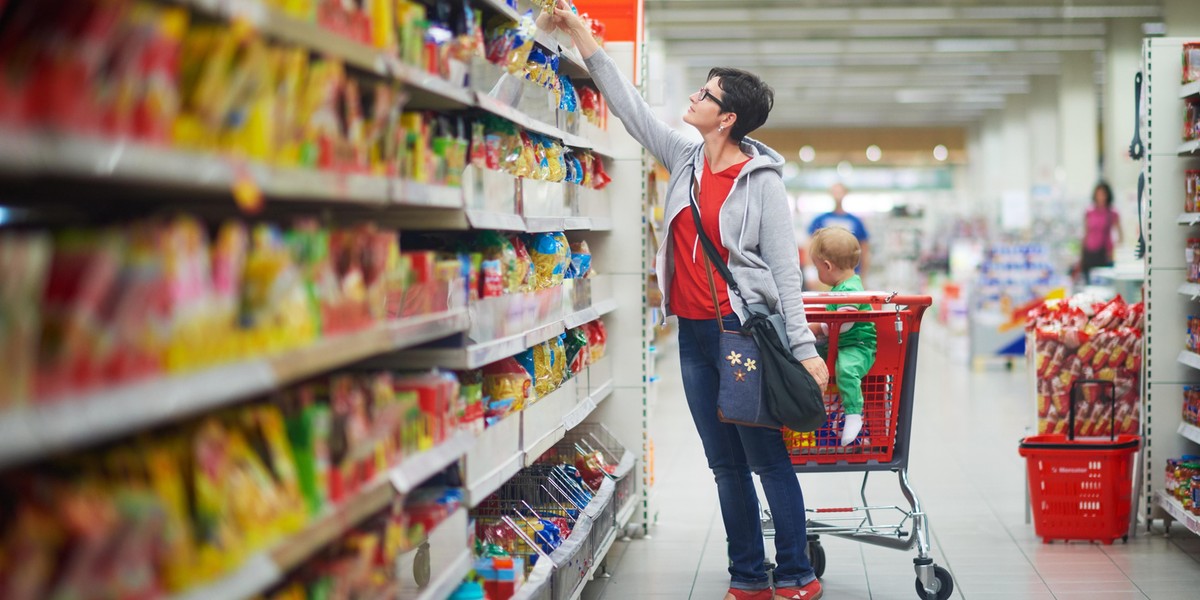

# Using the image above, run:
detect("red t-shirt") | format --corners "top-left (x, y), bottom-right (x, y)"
top-left (669, 157), bottom-right (749, 320)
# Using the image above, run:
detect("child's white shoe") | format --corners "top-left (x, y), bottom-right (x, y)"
top-left (841, 414), bottom-right (863, 446)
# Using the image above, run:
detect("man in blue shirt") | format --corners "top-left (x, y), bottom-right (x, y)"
top-left (808, 182), bottom-right (870, 275)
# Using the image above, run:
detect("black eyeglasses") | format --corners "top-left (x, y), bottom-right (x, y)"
top-left (696, 87), bottom-right (730, 112)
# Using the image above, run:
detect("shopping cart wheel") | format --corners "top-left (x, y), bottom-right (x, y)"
top-left (914, 565), bottom-right (953, 600)
top-left (807, 540), bottom-right (825, 579)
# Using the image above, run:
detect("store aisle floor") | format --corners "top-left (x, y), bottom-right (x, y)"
top-left (581, 330), bottom-right (1200, 600)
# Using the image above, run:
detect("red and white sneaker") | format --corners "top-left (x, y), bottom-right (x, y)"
top-left (774, 579), bottom-right (824, 600)
top-left (724, 588), bottom-right (772, 600)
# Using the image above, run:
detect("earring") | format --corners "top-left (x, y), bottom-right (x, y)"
top-left (719, 125), bottom-right (725, 133)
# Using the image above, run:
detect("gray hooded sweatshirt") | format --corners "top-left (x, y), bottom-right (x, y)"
top-left (584, 49), bottom-right (819, 362)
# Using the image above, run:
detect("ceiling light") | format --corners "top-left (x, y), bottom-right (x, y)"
top-left (799, 146), bottom-right (816, 163)
top-left (933, 145), bottom-right (949, 162)
top-left (866, 145), bottom-right (882, 162)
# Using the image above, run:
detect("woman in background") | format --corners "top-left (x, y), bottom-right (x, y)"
top-left (1080, 181), bottom-right (1122, 284)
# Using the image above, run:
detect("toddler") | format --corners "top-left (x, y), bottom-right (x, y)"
top-left (808, 227), bottom-right (877, 446)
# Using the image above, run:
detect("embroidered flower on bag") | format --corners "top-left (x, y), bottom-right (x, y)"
top-left (726, 351), bottom-right (742, 366)
top-left (745, 359), bottom-right (757, 372)
top-left (734, 370), bottom-right (746, 382)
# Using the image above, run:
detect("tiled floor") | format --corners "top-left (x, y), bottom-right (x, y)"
top-left (582, 327), bottom-right (1200, 599)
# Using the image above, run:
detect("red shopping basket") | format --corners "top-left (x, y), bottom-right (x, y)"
top-left (1019, 380), bottom-right (1140, 544)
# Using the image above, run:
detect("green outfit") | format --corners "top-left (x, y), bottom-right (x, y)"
top-left (824, 275), bottom-right (876, 415)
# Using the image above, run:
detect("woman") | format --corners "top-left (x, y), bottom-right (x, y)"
top-left (1081, 181), bottom-right (1123, 283)
top-left (543, 3), bottom-right (829, 600)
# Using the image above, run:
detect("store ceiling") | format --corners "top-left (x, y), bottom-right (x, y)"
top-left (645, 0), bottom-right (1162, 128)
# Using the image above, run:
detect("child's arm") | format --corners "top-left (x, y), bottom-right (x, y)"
top-left (835, 305), bottom-right (859, 333)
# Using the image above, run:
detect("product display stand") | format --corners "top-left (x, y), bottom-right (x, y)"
top-left (1142, 37), bottom-right (1200, 537)
top-left (0, 0), bottom-right (648, 597)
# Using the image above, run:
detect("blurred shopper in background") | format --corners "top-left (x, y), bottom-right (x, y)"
top-left (1080, 181), bottom-right (1122, 284)
top-left (809, 183), bottom-right (870, 276)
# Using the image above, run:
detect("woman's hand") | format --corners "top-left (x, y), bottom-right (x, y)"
top-left (542, 0), bottom-right (586, 35)
top-left (540, 0), bottom-right (601, 59)
top-left (800, 356), bottom-right (829, 393)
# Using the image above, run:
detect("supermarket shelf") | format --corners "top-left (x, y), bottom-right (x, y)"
top-left (568, 526), bottom-right (618, 600)
top-left (565, 297), bottom-right (619, 329)
top-left (1180, 139), bottom-right (1200, 156)
top-left (401, 330), bottom-right (530, 370)
top-left (1178, 212), bottom-right (1200, 226)
top-left (388, 430), bottom-right (477, 494)
top-left (467, 450), bottom-right (524, 506)
top-left (0, 130), bottom-right (472, 209)
top-left (525, 215), bottom-right (616, 233)
top-left (108, 422), bottom-right (476, 600)
top-left (528, 320), bottom-right (568, 346)
top-left (477, 0), bottom-right (521, 21)
top-left (1180, 283), bottom-right (1200, 300)
top-left (468, 209), bottom-right (530, 231)
top-left (396, 180), bottom-right (467, 209)
top-left (415, 549), bottom-right (473, 600)
top-left (475, 92), bottom-right (594, 150)
top-left (559, 48), bottom-right (591, 80)
top-left (1184, 81), bottom-right (1200, 99)
top-left (1156, 491), bottom-right (1200, 537)
top-left (174, 478), bottom-right (394, 600)
top-left (402, 299), bottom-right (616, 370)
top-left (616, 497), bottom-right (637, 529)
top-left (1179, 422), bottom-right (1200, 446)
top-left (1178, 349), bottom-right (1200, 372)
top-left (0, 309), bottom-right (468, 468)
top-left (523, 385), bottom-right (574, 466)
top-left (170, 552), bottom-right (281, 600)
top-left (563, 379), bottom-right (613, 432)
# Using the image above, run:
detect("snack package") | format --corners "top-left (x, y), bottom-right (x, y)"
top-left (567, 241), bottom-right (592, 279)
top-left (565, 326), bottom-right (591, 375)
top-left (508, 234), bottom-right (533, 292)
top-left (458, 369), bottom-right (486, 434)
top-left (585, 319), bottom-right (608, 362)
top-left (528, 232), bottom-right (568, 290)
top-left (482, 357), bottom-right (532, 425)
top-left (0, 232), bottom-right (51, 406)
top-left (532, 339), bottom-right (565, 397)
top-left (476, 231), bottom-right (519, 294)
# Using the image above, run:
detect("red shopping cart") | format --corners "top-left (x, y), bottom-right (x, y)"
top-left (761, 292), bottom-right (951, 599)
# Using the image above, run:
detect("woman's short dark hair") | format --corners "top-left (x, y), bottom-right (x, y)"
top-left (707, 67), bottom-right (774, 142)
top-left (1094, 181), bottom-right (1114, 208)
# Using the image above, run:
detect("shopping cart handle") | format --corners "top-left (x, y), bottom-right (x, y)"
top-left (801, 291), bottom-right (932, 308)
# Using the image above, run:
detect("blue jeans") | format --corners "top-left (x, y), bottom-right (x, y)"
top-left (678, 314), bottom-right (816, 590)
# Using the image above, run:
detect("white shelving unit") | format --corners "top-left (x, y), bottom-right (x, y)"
top-left (1179, 282), bottom-right (1200, 299)
top-left (1155, 491), bottom-right (1200, 537)
top-left (1182, 80), bottom-right (1200, 99)
top-left (1178, 422), bottom-right (1200, 445)
top-left (1143, 37), bottom-right (1200, 536)
top-left (0, 0), bottom-right (649, 597)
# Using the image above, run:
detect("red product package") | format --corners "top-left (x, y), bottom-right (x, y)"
top-left (585, 319), bottom-right (608, 362)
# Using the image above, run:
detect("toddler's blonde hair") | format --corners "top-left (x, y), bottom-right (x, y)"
top-left (810, 227), bottom-right (861, 271)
